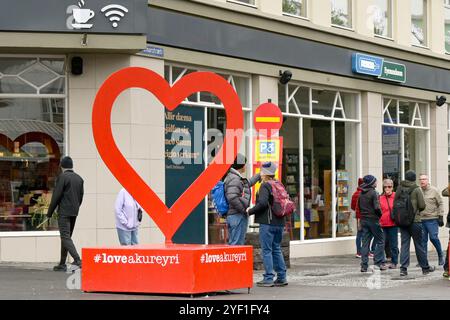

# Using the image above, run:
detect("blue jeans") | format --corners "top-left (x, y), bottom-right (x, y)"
top-left (400, 223), bottom-right (430, 271)
top-left (422, 219), bottom-right (443, 258)
top-left (117, 228), bottom-right (138, 245)
top-left (356, 229), bottom-right (376, 254)
top-left (259, 224), bottom-right (286, 283)
top-left (383, 227), bottom-right (399, 265)
top-left (361, 219), bottom-right (385, 268)
top-left (227, 214), bottom-right (248, 245)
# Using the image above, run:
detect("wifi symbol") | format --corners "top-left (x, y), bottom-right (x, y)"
top-left (101, 4), bottom-right (129, 28)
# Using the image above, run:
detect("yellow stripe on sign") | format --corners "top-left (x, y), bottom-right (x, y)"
top-left (256, 117), bottom-right (280, 123)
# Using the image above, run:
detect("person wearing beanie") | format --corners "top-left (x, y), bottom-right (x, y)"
top-left (394, 170), bottom-right (434, 276)
top-left (223, 153), bottom-right (261, 245)
top-left (358, 174), bottom-right (387, 272)
top-left (47, 156), bottom-right (84, 272)
top-left (247, 162), bottom-right (288, 287)
top-left (351, 178), bottom-right (376, 259)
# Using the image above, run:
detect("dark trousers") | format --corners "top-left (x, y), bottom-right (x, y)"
top-left (58, 216), bottom-right (80, 265)
top-left (383, 227), bottom-right (399, 265)
top-left (361, 219), bottom-right (385, 268)
top-left (400, 223), bottom-right (429, 271)
top-left (445, 241), bottom-right (449, 272)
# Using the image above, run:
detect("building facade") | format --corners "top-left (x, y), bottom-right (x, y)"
top-left (0, 0), bottom-right (449, 261)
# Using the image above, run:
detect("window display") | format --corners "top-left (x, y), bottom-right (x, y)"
top-left (0, 57), bottom-right (65, 232)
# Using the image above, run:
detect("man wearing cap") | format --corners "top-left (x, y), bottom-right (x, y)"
top-left (358, 175), bottom-right (387, 272)
top-left (394, 170), bottom-right (434, 276)
top-left (224, 153), bottom-right (261, 245)
top-left (46, 156), bottom-right (84, 271)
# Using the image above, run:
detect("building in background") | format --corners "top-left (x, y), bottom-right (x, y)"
top-left (0, 0), bottom-right (449, 261)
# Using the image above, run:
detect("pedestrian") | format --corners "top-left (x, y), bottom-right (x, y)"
top-left (418, 174), bottom-right (445, 266)
top-left (440, 187), bottom-right (450, 279)
top-left (394, 170), bottom-right (435, 276)
top-left (224, 153), bottom-right (260, 245)
top-left (247, 162), bottom-right (287, 287)
top-left (115, 188), bottom-right (142, 245)
top-left (379, 178), bottom-right (399, 269)
top-left (358, 175), bottom-right (387, 272)
top-left (351, 177), bottom-right (376, 259)
top-left (46, 156), bottom-right (84, 272)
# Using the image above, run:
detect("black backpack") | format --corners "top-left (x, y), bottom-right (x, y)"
top-left (392, 186), bottom-right (417, 227)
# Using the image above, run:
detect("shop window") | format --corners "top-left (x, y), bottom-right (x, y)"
top-left (411, 0), bottom-right (428, 46)
top-left (373, 0), bottom-right (392, 38)
top-left (283, 0), bottom-right (307, 18)
top-left (0, 99), bottom-right (65, 232)
top-left (279, 83), bottom-right (360, 241)
top-left (331, 0), bottom-right (352, 29)
top-left (382, 97), bottom-right (429, 188)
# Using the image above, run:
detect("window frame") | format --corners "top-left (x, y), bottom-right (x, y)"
top-left (226, 0), bottom-right (257, 9)
top-left (282, 0), bottom-right (309, 20)
top-left (373, 0), bottom-right (394, 40)
top-left (331, 0), bottom-right (354, 30)
top-left (411, 0), bottom-right (429, 48)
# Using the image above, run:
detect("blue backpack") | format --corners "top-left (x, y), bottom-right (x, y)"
top-left (211, 181), bottom-right (229, 217)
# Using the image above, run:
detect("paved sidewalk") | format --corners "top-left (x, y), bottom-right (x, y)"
top-left (0, 253), bottom-right (448, 300)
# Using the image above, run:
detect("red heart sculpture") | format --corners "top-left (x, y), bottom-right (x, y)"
top-left (92, 67), bottom-right (244, 242)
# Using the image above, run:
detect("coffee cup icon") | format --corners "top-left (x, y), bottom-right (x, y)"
top-left (73, 8), bottom-right (95, 24)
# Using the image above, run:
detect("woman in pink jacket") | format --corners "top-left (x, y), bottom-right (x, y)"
top-left (379, 179), bottom-right (399, 268)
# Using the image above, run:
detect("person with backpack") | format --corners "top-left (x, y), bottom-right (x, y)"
top-left (379, 178), bottom-right (399, 269)
top-left (247, 162), bottom-right (294, 287)
top-left (418, 174), bottom-right (445, 266)
top-left (223, 153), bottom-right (260, 245)
top-left (351, 177), bottom-right (376, 259)
top-left (393, 170), bottom-right (435, 276)
top-left (358, 175), bottom-right (387, 272)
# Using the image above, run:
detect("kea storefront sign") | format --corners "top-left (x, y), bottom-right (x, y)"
top-left (83, 67), bottom-right (252, 294)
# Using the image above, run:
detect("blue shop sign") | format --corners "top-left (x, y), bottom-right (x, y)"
top-left (352, 53), bottom-right (384, 77)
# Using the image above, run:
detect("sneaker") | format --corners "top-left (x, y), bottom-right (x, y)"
top-left (443, 271), bottom-right (449, 278)
top-left (377, 263), bottom-right (388, 271)
top-left (256, 280), bottom-right (274, 287)
top-left (274, 279), bottom-right (288, 287)
top-left (361, 267), bottom-right (368, 273)
top-left (423, 266), bottom-right (436, 275)
top-left (400, 269), bottom-right (408, 277)
top-left (388, 263), bottom-right (398, 269)
top-left (53, 264), bottom-right (67, 272)
top-left (355, 254), bottom-right (362, 259)
top-left (438, 256), bottom-right (445, 266)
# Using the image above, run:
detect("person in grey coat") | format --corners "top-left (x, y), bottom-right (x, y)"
top-left (224, 153), bottom-right (260, 245)
top-left (46, 156), bottom-right (84, 272)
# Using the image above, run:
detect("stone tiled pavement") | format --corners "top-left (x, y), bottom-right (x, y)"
top-left (0, 252), bottom-right (448, 300)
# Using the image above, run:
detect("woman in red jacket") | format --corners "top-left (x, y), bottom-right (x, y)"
top-left (379, 178), bottom-right (399, 268)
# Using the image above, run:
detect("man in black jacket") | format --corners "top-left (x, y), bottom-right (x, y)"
top-left (359, 175), bottom-right (387, 272)
top-left (47, 156), bottom-right (84, 271)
